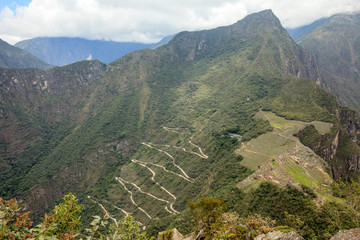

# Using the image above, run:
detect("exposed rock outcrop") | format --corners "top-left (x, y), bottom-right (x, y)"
top-left (0, 60), bottom-right (106, 122)
top-left (157, 228), bottom-right (360, 240)
top-left (254, 231), bottom-right (304, 240)
top-left (330, 228), bottom-right (360, 240)
top-left (158, 228), bottom-right (198, 240)
top-left (331, 108), bottom-right (360, 179)
top-left (340, 108), bottom-right (360, 145)
top-left (296, 107), bottom-right (360, 180)
top-left (158, 228), bottom-right (184, 240)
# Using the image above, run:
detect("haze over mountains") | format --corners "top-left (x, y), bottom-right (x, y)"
top-left (289, 13), bottom-right (360, 113)
top-left (14, 36), bottom-right (174, 66)
top-left (0, 39), bottom-right (51, 69)
top-left (1, 9), bottom-right (360, 239)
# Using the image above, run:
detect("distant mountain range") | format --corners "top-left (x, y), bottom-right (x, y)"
top-left (15, 36), bottom-right (174, 66)
top-left (288, 13), bottom-right (360, 112)
top-left (287, 18), bottom-right (328, 41)
top-left (0, 39), bottom-right (51, 69)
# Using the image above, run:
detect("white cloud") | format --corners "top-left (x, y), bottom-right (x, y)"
top-left (0, 0), bottom-right (360, 44)
top-left (270, 0), bottom-right (360, 28)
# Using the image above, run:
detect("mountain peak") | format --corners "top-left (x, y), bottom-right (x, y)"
top-left (232, 9), bottom-right (283, 34)
top-left (170, 9), bottom-right (285, 48)
top-left (242, 9), bottom-right (278, 21)
top-left (165, 9), bottom-right (317, 80)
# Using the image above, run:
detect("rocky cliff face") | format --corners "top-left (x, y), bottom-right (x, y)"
top-left (0, 60), bottom-right (106, 121)
top-left (334, 108), bottom-right (360, 178)
top-left (296, 107), bottom-right (360, 180)
top-left (0, 60), bottom-right (106, 168)
top-left (0, 60), bottom-right (107, 202)
top-left (331, 130), bottom-right (360, 179)
top-left (340, 108), bottom-right (360, 145)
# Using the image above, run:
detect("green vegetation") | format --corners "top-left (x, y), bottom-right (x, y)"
top-left (267, 78), bottom-right (338, 123)
top-left (238, 182), bottom-right (359, 239)
top-left (296, 125), bottom-right (322, 147)
top-left (188, 196), bottom-right (227, 238)
top-left (237, 110), bottom-right (333, 197)
top-left (1, 193), bottom-right (84, 239)
top-left (0, 39), bottom-right (52, 69)
top-left (0, 193), bottom-right (151, 239)
top-left (3, 182), bottom-right (360, 240)
top-left (311, 121), bottom-right (333, 135)
top-left (1, 9), bottom-right (360, 240)
top-left (254, 111), bottom-right (304, 129)
top-left (284, 163), bottom-right (313, 186)
top-left (296, 13), bottom-right (360, 112)
top-left (188, 196), bottom-right (279, 240)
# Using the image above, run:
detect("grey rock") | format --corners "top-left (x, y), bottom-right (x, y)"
top-left (158, 228), bottom-right (183, 240)
top-left (330, 228), bottom-right (360, 240)
top-left (255, 231), bottom-right (304, 240)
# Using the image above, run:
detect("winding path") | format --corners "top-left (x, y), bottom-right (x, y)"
top-left (87, 196), bottom-right (118, 226)
top-left (162, 126), bottom-right (183, 134)
top-left (117, 170), bottom-right (177, 215)
top-left (115, 177), bottom-right (152, 219)
top-left (162, 126), bottom-right (208, 159)
top-left (102, 199), bottom-right (129, 217)
top-left (154, 143), bottom-right (208, 160)
top-left (110, 126), bottom-right (207, 219)
top-left (189, 137), bottom-right (208, 159)
top-left (132, 160), bottom-right (179, 214)
top-left (142, 142), bottom-right (192, 180)
top-left (132, 159), bottom-right (192, 182)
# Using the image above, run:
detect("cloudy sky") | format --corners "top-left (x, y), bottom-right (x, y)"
top-left (0, 0), bottom-right (359, 45)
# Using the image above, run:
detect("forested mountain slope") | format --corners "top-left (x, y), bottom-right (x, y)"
top-left (291, 13), bottom-right (360, 113)
top-left (0, 39), bottom-right (51, 69)
top-left (1, 9), bottom-right (360, 238)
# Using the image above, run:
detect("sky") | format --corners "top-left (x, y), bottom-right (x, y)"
top-left (0, 0), bottom-right (359, 45)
